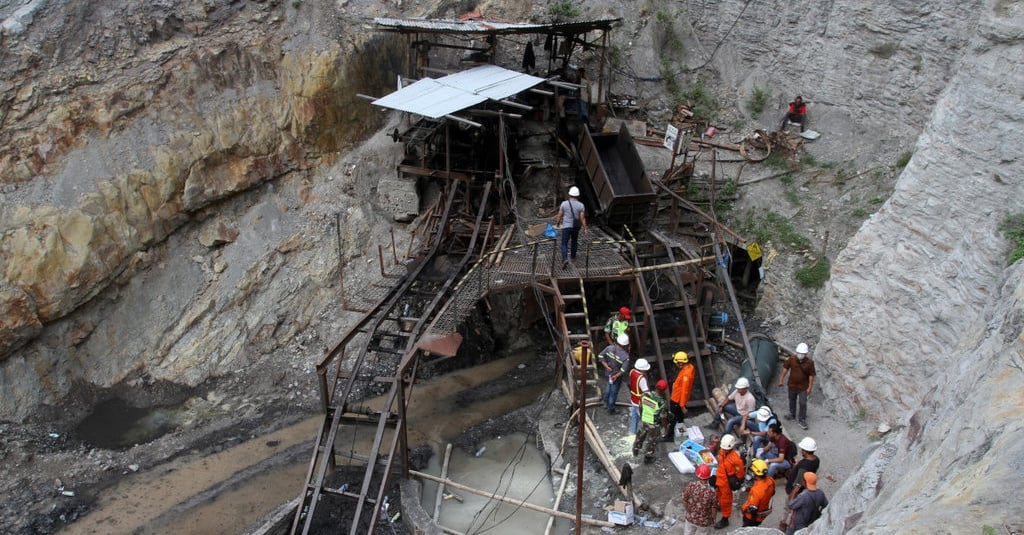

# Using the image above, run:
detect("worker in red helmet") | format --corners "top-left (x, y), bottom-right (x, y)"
top-left (632, 379), bottom-right (669, 463)
top-left (683, 463), bottom-right (718, 533)
top-left (603, 306), bottom-right (632, 347)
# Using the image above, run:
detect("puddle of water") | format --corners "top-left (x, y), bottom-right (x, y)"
top-left (74, 398), bottom-right (184, 449)
top-left (423, 433), bottom-right (571, 535)
top-left (63, 353), bottom-right (551, 534)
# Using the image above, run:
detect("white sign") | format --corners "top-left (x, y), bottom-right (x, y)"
top-left (663, 124), bottom-right (679, 151)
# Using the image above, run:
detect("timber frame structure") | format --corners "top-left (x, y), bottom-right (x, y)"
top-left (289, 16), bottom-right (764, 535)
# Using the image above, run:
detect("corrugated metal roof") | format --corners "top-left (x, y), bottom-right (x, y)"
top-left (373, 17), bottom-right (619, 35)
top-left (372, 65), bottom-right (545, 119)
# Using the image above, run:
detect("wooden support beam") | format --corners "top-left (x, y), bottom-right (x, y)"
top-left (409, 470), bottom-right (616, 528)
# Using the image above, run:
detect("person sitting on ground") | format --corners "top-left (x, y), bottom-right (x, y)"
top-left (780, 95), bottom-right (808, 132)
top-left (785, 437), bottom-right (820, 499)
top-left (632, 379), bottom-right (670, 463)
top-left (741, 459), bottom-right (776, 527)
top-left (742, 406), bottom-right (778, 453)
top-left (785, 472), bottom-right (829, 535)
top-left (603, 306), bottom-right (631, 347)
top-left (716, 377), bottom-right (756, 437)
top-left (758, 423), bottom-right (796, 478)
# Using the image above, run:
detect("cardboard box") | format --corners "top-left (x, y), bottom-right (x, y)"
top-left (686, 425), bottom-right (705, 444)
top-left (606, 499), bottom-right (635, 525)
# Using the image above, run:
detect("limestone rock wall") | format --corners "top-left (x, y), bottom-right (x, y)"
top-left (0, 0), bottom-right (405, 418)
top-left (667, 0), bottom-right (1024, 531)
top-left (812, 3), bottom-right (1024, 532)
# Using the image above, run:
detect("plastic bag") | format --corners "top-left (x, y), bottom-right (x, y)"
top-left (544, 223), bottom-right (558, 238)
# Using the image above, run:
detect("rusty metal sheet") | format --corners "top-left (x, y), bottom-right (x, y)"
top-left (418, 332), bottom-right (464, 357)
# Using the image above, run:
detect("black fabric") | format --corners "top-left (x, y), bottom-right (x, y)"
top-left (728, 474), bottom-right (742, 491)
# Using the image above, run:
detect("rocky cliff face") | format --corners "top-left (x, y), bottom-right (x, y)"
top-left (0, 0), bottom-right (404, 418)
top-left (1, 0), bottom-right (1022, 532)
top-left (689, 0), bottom-right (1024, 531)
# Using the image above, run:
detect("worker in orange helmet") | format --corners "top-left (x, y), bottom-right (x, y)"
top-left (670, 350), bottom-right (695, 425)
top-left (714, 434), bottom-right (745, 529)
top-left (741, 459), bottom-right (776, 527)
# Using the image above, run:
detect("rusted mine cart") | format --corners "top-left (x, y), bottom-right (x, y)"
top-left (578, 123), bottom-right (657, 227)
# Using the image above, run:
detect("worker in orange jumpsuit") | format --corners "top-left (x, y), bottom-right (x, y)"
top-left (714, 434), bottom-right (745, 529)
top-left (741, 459), bottom-right (776, 526)
top-left (670, 351), bottom-right (695, 425)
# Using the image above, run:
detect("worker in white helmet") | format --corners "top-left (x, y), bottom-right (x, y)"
top-left (553, 186), bottom-right (588, 269)
top-left (716, 377), bottom-right (756, 437)
top-left (778, 342), bottom-right (816, 430)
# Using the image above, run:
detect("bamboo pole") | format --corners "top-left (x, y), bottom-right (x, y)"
top-left (408, 470), bottom-right (616, 528)
top-left (544, 462), bottom-right (572, 535)
top-left (616, 255), bottom-right (716, 275)
top-left (433, 444), bottom-right (454, 521)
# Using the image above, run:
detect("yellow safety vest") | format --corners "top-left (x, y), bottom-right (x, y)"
top-left (641, 392), bottom-right (663, 425)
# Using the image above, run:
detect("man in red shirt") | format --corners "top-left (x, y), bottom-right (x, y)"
top-left (780, 96), bottom-right (808, 132)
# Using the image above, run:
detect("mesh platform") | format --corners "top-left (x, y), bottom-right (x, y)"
top-left (428, 227), bottom-right (634, 335)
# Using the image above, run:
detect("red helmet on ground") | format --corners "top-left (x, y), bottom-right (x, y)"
top-left (655, 379), bottom-right (669, 391)
top-left (695, 464), bottom-right (712, 480)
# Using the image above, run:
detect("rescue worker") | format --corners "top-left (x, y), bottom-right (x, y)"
top-left (670, 350), bottom-right (695, 424)
top-left (713, 434), bottom-right (745, 529)
top-left (628, 358), bottom-right (651, 434)
top-left (599, 333), bottom-right (630, 413)
top-left (741, 459), bottom-right (775, 527)
top-left (778, 342), bottom-right (816, 430)
top-left (554, 186), bottom-right (587, 268)
top-left (682, 464), bottom-right (718, 534)
top-left (603, 306), bottom-right (631, 347)
top-left (632, 379), bottom-right (669, 463)
top-left (785, 437), bottom-right (820, 499)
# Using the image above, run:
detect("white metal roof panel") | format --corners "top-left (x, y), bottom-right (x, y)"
top-left (372, 65), bottom-right (545, 119)
top-left (372, 78), bottom-right (487, 119)
top-left (438, 65), bottom-right (545, 101)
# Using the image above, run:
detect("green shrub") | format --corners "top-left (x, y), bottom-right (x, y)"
top-left (896, 151), bottom-right (912, 168)
top-left (739, 210), bottom-right (811, 251)
top-left (680, 78), bottom-right (717, 121)
top-left (796, 255), bottom-right (831, 288)
top-left (1000, 213), bottom-right (1024, 264)
top-left (548, 0), bottom-right (581, 18)
top-left (869, 196), bottom-right (885, 205)
top-left (747, 86), bottom-right (769, 118)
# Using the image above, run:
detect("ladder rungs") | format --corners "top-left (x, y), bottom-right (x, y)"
top-left (564, 312), bottom-right (587, 318)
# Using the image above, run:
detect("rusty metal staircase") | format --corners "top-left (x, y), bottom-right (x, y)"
top-left (292, 181), bottom-right (492, 535)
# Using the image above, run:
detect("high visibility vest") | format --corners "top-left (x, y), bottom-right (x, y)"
top-left (629, 369), bottom-right (647, 405)
top-left (612, 319), bottom-right (629, 337)
top-left (640, 392), bottom-right (663, 425)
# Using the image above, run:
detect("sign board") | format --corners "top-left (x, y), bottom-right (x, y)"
top-left (663, 124), bottom-right (679, 151)
top-left (746, 242), bottom-right (763, 262)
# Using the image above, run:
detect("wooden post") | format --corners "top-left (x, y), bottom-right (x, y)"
top-left (545, 462), bottom-right (572, 535)
top-left (575, 341), bottom-right (590, 535)
top-left (433, 444), bottom-right (454, 522)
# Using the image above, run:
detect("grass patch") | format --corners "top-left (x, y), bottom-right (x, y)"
top-left (1000, 213), bottom-right (1024, 264)
top-left (796, 255), bottom-right (831, 288)
top-left (679, 78), bottom-right (718, 122)
top-left (896, 151), bottom-right (912, 168)
top-left (852, 208), bottom-right (869, 218)
top-left (739, 210), bottom-right (812, 251)
top-left (869, 196), bottom-right (885, 205)
top-left (764, 153), bottom-right (792, 171)
top-left (747, 86), bottom-right (769, 119)
top-left (548, 0), bottom-right (581, 18)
